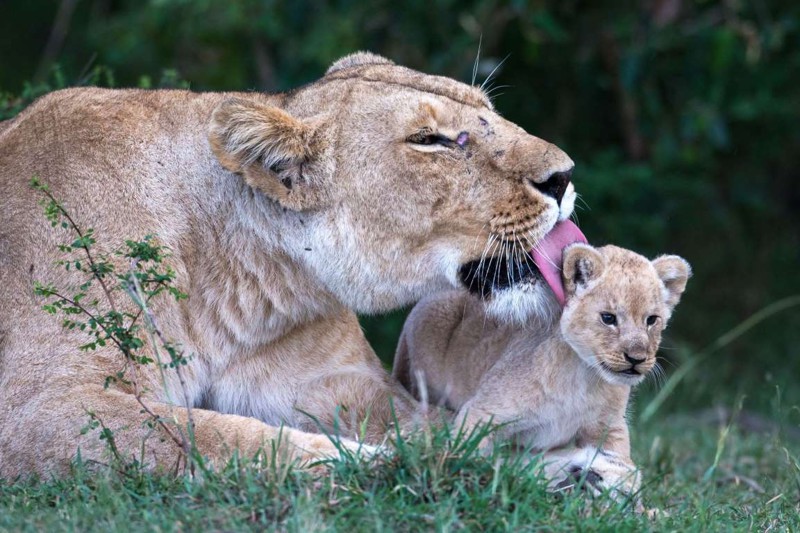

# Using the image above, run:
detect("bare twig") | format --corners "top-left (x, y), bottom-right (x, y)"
top-left (128, 359), bottom-right (188, 455)
top-left (717, 468), bottom-right (766, 494)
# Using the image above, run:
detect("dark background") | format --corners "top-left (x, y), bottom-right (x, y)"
top-left (2, 0), bottom-right (798, 417)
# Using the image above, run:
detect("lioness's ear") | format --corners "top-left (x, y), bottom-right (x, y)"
top-left (208, 98), bottom-right (328, 211)
top-left (652, 255), bottom-right (692, 310)
top-left (562, 243), bottom-right (605, 295)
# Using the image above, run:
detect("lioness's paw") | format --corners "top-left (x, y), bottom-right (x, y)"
top-left (343, 441), bottom-right (383, 460)
top-left (293, 434), bottom-right (380, 464)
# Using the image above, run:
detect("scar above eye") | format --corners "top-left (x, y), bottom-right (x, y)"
top-left (456, 131), bottom-right (469, 147)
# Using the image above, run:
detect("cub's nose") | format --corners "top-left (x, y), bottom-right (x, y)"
top-left (533, 167), bottom-right (573, 205)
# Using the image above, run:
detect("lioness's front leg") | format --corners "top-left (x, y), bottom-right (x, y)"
top-left (205, 311), bottom-right (421, 444)
top-left (295, 370), bottom-right (421, 443)
top-left (292, 316), bottom-right (423, 442)
top-left (2, 384), bottom-right (368, 479)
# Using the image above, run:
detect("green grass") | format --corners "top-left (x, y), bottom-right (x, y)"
top-left (2, 405), bottom-right (798, 532)
top-left (3, 300), bottom-right (798, 531)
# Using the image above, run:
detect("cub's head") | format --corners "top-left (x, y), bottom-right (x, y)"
top-left (208, 52), bottom-right (575, 314)
top-left (560, 244), bottom-right (691, 386)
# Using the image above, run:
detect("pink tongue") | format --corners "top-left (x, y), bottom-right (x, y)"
top-left (531, 220), bottom-right (588, 306)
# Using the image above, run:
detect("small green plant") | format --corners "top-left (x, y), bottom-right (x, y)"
top-left (30, 177), bottom-right (196, 474)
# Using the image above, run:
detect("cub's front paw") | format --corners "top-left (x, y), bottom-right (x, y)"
top-left (552, 465), bottom-right (604, 494)
top-left (542, 447), bottom-right (643, 512)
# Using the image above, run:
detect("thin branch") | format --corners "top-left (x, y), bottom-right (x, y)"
top-left (50, 295), bottom-right (187, 455)
top-left (126, 261), bottom-right (195, 458)
top-left (131, 367), bottom-right (187, 453)
top-left (47, 290), bottom-right (126, 353)
top-left (39, 186), bottom-right (119, 313)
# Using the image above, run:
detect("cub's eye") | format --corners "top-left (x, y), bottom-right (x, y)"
top-left (646, 315), bottom-right (659, 326)
top-left (600, 312), bottom-right (617, 326)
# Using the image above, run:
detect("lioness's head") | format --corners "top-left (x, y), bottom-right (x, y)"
top-left (208, 52), bottom-right (575, 313)
top-left (560, 244), bottom-right (691, 386)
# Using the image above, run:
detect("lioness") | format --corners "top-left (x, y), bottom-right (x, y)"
top-left (394, 228), bottom-right (690, 498)
top-left (0, 52), bottom-right (576, 478)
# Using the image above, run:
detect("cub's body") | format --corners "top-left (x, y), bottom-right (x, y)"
top-left (395, 244), bottom-right (690, 497)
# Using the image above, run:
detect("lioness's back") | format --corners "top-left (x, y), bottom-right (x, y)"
top-left (0, 88), bottom-right (227, 373)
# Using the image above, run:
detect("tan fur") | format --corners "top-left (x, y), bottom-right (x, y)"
top-left (0, 52), bottom-right (576, 478)
top-left (394, 245), bottom-right (690, 498)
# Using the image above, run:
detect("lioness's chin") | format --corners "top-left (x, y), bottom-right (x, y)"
top-left (484, 281), bottom-right (560, 326)
top-left (457, 249), bottom-right (560, 326)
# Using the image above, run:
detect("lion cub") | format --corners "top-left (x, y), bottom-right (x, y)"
top-left (393, 243), bottom-right (690, 496)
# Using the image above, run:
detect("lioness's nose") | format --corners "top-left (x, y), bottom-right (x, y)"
top-left (533, 167), bottom-right (573, 205)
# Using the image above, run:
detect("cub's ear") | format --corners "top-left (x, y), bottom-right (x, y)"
top-left (652, 255), bottom-right (692, 310)
top-left (562, 243), bottom-right (605, 296)
top-left (208, 98), bottom-right (328, 211)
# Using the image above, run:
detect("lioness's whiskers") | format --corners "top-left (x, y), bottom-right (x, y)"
top-left (491, 242), bottom-right (504, 296)
top-left (469, 232), bottom-right (497, 300)
top-left (480, 236), bottom-right (502, 328)
top-left (483, 84), bottom-right (511, 97)
top-left (462, 226), bottom-right (491, 318)
top-left (471, 36), bottom-right (482, 87)
top-left (480, 54), bottom-right (510, 92)
top-left (516, 232), bottom-right (540, 283)
top-left (507, 229), bottom-right (517, 289)
top-left (476, 234), bottom-right (496, 284)
top-left (575, 193), bottom-right (591, 212)
top-left (529, 234), bottom-right (560, 271)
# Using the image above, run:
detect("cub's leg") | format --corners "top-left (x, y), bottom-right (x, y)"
top-left (454, 398), bottom-right (528, 450)
top-left (453, 368), bottom-right (548, 450)
top-left (393, 291), bottom-right (469, 404)
top-left (578, 417), bottom-right (640, 500)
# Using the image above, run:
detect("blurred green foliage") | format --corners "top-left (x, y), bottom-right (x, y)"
top-left (1, 0), bottom-right (798, 411)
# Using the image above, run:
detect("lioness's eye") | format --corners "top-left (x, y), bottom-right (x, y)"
top-left (406, 131), bottom-right (461, 147)
top-left (600, 312), bottom-right (617, 326)
top-left (646, 315), bottom-right (659, 326)
top-left (406, 132), bottom-right (441, 145)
